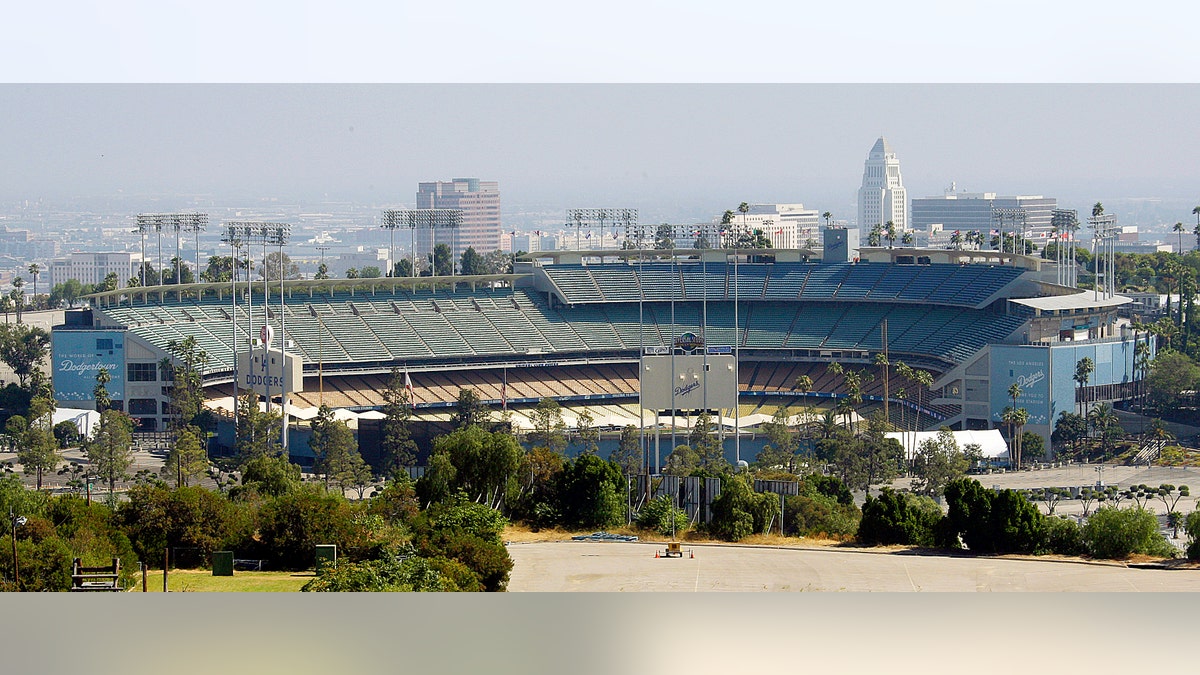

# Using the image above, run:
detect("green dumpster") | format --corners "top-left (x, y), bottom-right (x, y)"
top-left (315, 544), bottom-right (337, 571)
top-left (212, 551), bottom-right (234, 577)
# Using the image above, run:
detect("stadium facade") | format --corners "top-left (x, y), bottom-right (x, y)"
top-left (53, 236), bottom-right (1148, 466)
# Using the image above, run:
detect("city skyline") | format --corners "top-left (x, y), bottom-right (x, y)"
top-left (1, 85), bottom-right (1198, 227)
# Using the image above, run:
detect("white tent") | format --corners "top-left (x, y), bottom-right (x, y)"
top-left (886, 429), bottom-right (1009, 462)
top-left (52, 407), bottom-right (101, 440)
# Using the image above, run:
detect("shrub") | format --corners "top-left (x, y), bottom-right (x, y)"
top-left (708, 475), bottom-right (779, 542)
top-left (1185, 511), bottom-right (1200, 560)
top-left (0, 536), bottom-right (72, 591)
top-left (941, 478), bottom-right (1047, 554)
top-left (556, 455), bottom-right (625, 529)
top-left (412, 499), bottom-right (512, 591)
top-left (301, 546), bottom-right (455, 592)
top-left (1082, 506), bottom-right (1175, 559)
top-left (1043, 516), bottom-right (1085, 557)
top-left (857, 488), bottom-right (940, 547)
top-left (785, 493), bottom-right (860, 538)
top-left (254, 486), bottom-right (368, 570)
top-left (636, 495), bottom-right (688, 536)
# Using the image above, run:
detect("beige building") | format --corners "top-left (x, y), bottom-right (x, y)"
top-left (416, 178), bottom-right (502, 263)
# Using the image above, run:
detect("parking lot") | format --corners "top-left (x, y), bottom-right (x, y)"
top-left (506, 540), bottom-right (1200, 592)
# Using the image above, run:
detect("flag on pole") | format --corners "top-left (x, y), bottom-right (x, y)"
top-left (501, 369), bottom-right (507, 411)
top-left (990, 229), bottom-right (1000, 236)
top-left (404, 370), bottom-right (414, 400)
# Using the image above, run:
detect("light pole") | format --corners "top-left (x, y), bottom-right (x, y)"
top-left (9, 508), bottom-right (26, 589)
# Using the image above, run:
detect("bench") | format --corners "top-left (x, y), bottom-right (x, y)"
top-left (71, 557), bottom-right (122, 592)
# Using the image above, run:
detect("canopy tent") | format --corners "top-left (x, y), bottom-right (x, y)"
top-left (52, 407), bottom-right (101, 440)
top-left (886, 429), bottom-right (1009, 462)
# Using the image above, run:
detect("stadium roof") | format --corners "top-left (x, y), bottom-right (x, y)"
top-left (1010, 290), bottom-right (1131, 312)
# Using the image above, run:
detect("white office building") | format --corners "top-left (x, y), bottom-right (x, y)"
top-left (48, 252), bottom-right (143, 289)
top-left (714, 204), bottom-right (821, 249)
top-left (856, 137), bottom-right (908, 232)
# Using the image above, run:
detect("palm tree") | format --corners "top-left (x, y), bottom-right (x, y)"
top-left (868, 224), bottom-right (883, 247)
top-left (0, 296), bottom-right (10, 324)
top-left (822, 211), bottom-right (832, 229)
top-left (1007, 383), bottom-right (1023, 469)
top-left (875, 352), bottom-right (890, 425)
top-left (27, 263), bottom-right (40, 307)
top-left (1174, 222), bottom-right (1185, 255)
top-left (1074, 357), bottom-right (1094, 417)
top-left (1092, 202), bottom-right (1104, 218)
top-left (737, 202), bottom-right (750, 247)
top-left (793, 374), bottom-right (814, 428)
top-left (901, 231), bottom-right (914, 246)
top-left (950, 230), bottom-right (963, 250)
top-left (1193, 205), bottom-right (1200, 247)
top-left (11, 276), bottom-right (24, 324)
top-left (885, 220), bottom-right (897, 249)
top-left (1134, 339), bottom-right (1151, 412)
top-left (1193, 220), bottom-right (1200, 253)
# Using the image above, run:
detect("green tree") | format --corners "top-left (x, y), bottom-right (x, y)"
top-left (688, 411), bottom-right (727, 473)
top-left (233, 454), bottom-right (300, 498)
top-left (378, 369), bottom-right (419, 473)
top-left (0, 323), bottom-right (50, 388)
top-left (10, 396), bottom-right (59, 489)
top-left (756, 405), bottom-right (798, 473)
top-left (663, 444), bottom-right (699, 476)
top-left (234, 391), bottom-right (283, 462)
top-left (451, 387), bottom-right (488, 430)
top-left (165, 336), bottom-right (210, 432)
top-left (259, 251), bottom-right (300, 280)
top-left (528, 397), bottom-right (567, 454)
top-left (432, 243), bottom-right (453, 276)
top-left (426, 426), bottom-right (522, 509)
top-left (86, 409), bottom-right (136, 496)
top-left (459, 247), bottom-right (484, 276)
top-left (1052, 411), bottom-right (1088, 455)
top-left (359, 265), bottom-right (382, 279)
top-left (162, 424), bottom-right (208, 488)
top-left (315, 414), bottom-right (370, 496)
top-left (557, 454), bottom-right (625, 529)
top-left (610, 425), bottom-right (643, 476)
top-left (910, 428), bottom-right (968, 497)
top-left (573, 408), bottom-right (600, 456)
top-left (1147, 350), bottom-right (1200, 413)
top-left (93, 367), bottom-right (112, 413)
top-left (654, 223), bottom-right (675, 250)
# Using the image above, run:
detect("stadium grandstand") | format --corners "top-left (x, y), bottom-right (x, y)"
top-left (53, 238), bottom-right (1149, 468)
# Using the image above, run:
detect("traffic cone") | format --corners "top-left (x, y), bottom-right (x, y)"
top-left (690, 550), bottom-right (694, 559)
top-left (655, 550), bottom-right (659, 558)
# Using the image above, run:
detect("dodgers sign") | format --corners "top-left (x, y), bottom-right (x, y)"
top-left (236, 349), bottom-right (303, 397)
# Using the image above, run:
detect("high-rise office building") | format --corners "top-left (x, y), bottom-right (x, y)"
top-left (857, 137), bottom-right (907, 233)
top-left (911, 189), bottom-right (1057, 241)
top-left (415, 178), bottom-right (501, 263)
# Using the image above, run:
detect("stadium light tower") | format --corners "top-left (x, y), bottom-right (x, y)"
top-left (381, 209), bottom-right (463, 279)
top-left (137, 213), bottom-right (207, 287)
top-left (224, 221), bottom-right (292, 450)
top-left (184, 214), bottom-right (209, 283)
top-left (1052, 209), bottom-right (1079, 287)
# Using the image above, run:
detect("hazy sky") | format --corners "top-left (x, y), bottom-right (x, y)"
top-left (2, 84), bottom-right (1198, 222)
